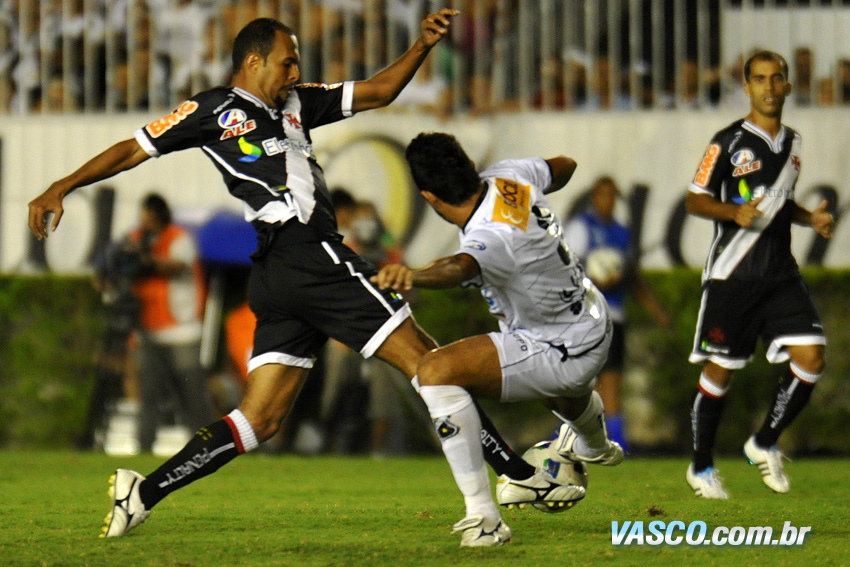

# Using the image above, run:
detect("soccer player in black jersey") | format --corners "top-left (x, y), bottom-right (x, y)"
top-left (28, 9), bottom-right (547, 538)
top-left (684, 50), bottom-right (834, 499)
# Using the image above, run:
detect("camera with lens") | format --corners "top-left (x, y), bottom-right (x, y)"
top-left (97, 233), bottom-right (155, 334)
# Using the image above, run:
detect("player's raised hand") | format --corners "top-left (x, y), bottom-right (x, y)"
top-left (371, 264), bottom-right (414, 292)
top-left (734, 195), bottom-right (765, 227)
top-left (810, 199), bottom-right (834, 238)
top-left (419, 8), bottom-right (459, 48)
top-left (28, 184), bottom-right (66, 240)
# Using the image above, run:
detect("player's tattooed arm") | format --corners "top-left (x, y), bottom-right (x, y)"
top-left (28, 138), bottom-right (150, 239)
top-left (371, 253), bottom-right (480, 291)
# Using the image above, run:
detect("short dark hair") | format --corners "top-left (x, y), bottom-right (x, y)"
top-left (142, 193), bottom-right (171, 226)
top-left (232, 18), bottom-right (295, 74)
top-left (743, 50), bottom-right (789, 82)
top-left (405, 133), bottom-right (481, 206)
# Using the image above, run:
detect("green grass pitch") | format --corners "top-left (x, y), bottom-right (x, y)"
top-left (0, 450), bottom-right (847, 567)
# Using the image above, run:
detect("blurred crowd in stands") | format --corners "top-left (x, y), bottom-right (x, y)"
top-left (2, 0), bottom-right (849, 115)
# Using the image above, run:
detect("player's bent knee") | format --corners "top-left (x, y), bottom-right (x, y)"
top-left (375, 320), bottom-right (433, 378)
top-left (417, 349), bottom-right (455, 387)
top-left (795, 356), bottom-right (825, 376)
top-left (703, 362), bottom-right (733, 387)
top-left (239, 408), bottom-right (284, 442)
top-left (789, 345), bottom-right (826, 375)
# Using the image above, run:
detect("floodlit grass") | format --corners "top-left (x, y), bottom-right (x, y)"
top-left (0, 450), bottom-right (847, 567)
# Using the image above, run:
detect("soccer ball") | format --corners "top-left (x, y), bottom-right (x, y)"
top-left (584, 246), bottom-right (625, 285)
top-left (523, 440), bottom-right (588, 513)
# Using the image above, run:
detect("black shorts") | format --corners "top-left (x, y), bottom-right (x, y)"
top-left (247, 220), bottom-right (410, 370)
top-left (690, 276), bottom-right (825, 369)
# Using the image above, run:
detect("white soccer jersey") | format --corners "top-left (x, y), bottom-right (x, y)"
top-left (458, 158), bottom-right (609, 352)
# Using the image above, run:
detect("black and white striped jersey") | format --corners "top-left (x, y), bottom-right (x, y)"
top-left (689, 119), bottom-right (803, 282)
top-left (134, 82), bottom-right (355, 235)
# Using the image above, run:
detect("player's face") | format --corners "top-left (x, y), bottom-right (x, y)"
top-left (260, 31), bottom-right (301, 102)
top-left (744, 59), bottom-right (790, 119)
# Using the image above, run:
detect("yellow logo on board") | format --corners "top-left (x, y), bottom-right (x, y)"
top-left (492, 178), bottom-right (530, 230)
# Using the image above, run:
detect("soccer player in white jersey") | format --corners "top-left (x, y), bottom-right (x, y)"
top-left (373, 133), bottom-right (624, 546)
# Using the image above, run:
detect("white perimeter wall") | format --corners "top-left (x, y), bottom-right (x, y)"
top-left (2, 107), bottom-right (849, 274)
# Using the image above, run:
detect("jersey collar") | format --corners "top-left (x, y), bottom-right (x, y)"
top-left (742, 120), bottom-right (786, 153)
top-left (232, 87), bottom-right (280, 119)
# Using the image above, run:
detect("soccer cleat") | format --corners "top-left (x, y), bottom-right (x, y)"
top-left (451, 515), bottom-right (512, 547)
top-left (744, 436), bottom-right (790, 493)
top-left (552, 424), bottom-right (624, 466)
top-left (686, 464), bottom-right (729, 500)
top-left (496, 468), bottom-right (585, 512)
top-left (100, 469), bottom-right (150, 538)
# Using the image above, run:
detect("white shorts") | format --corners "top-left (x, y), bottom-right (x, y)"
top-left (490, 325), bottom-right (612, 402)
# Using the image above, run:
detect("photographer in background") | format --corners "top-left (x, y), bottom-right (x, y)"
top-left (77, 235), bottom-right (146, 451)
top-left (130, 193), bottom-right (213, 454)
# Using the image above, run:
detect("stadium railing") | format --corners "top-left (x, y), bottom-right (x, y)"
top-left (1, 0), bottom-right (849, 116)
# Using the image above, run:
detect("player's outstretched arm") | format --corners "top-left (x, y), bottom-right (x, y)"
top-left (371, 253), bottom-right (479, 292)
top-left (351, 8), bottom-right (458, 112)
top-left (28, 138), bottom-right (150, 240)
top-left (544, 156), bottom-right (578, 194)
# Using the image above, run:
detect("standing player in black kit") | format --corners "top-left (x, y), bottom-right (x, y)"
top-left (28, 9), bottom-right (550, 538)
top-left (684, 50), bottom-right (834, 499)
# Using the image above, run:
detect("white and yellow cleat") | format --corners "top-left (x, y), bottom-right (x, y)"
top-left (496, 469), bottom-right (585, 512)
top-left (451, 515), bottom-right (512, 547)
top-left (100, 469), bottom-right (150, 538)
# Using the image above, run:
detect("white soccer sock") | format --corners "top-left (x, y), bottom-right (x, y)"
top-left (562, 391), bottom-right (609, 457)
top-left (419, 385), bottom-right (499, 520)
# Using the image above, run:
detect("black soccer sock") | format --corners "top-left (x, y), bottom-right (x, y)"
top-left (754, 362), bottom-right (818, 449)
top-left (138, 410), bottom-right (259, 509)
top-left (691, 373), bottom-right (728, 472)
top-left (473, 399), bottom-right (536, 480)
